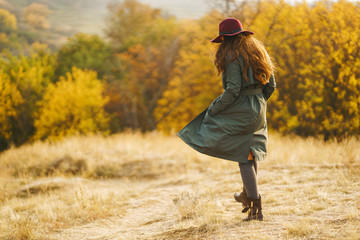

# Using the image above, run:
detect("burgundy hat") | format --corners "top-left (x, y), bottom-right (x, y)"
top-left (210, 18), bottom-right (254, 43)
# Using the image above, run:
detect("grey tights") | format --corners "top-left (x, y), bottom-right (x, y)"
top-left (238, 160), bottom-right (259, 199)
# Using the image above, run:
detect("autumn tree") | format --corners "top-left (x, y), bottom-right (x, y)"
top-left (0, 8), bottom-right (16, 31)
top-left (295, 1), bottom-right (360, 139)
top-left (0, 71), bottom-right (23, 150)
top-left (116, 44), bottom-right (170, 130)
top-left (0, 50), bottom-right (56, 144)
top-left (104, 0), bottom-right (180, 131)
top-left (34, 67), bottom-right (109, 140)
top-left (0, 8), bottom-right (17, 49)
top-left (23, 3), bottom-right (51, 29)
top-left (105, 0), bottom-right (163, 51)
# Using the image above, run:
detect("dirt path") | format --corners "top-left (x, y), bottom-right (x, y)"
top-left (48, 179), bottom-right (194, 240)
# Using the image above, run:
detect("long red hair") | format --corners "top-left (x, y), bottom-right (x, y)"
top-left (214, 34), bottom-right (275, 85)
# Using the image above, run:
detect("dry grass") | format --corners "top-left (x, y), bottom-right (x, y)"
top-left (0, 177), bottom-right (133, 239)
top-left (0, 131), bottom-right (359, 239)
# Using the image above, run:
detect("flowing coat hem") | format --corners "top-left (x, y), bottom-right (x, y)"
top-left (177, 132), bottom-right (266, 163)
top-left (177, 132), bottom-right (239, 163)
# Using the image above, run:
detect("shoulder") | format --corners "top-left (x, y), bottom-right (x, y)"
top-left (225, 55), bottom-right (244, 70)
top-left (225, 59), bottom-right (241, 73)
top-left (224, 56), bottom-right (243, 74)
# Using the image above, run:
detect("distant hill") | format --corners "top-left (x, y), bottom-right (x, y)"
top-left (0, 0), bottom-right (114, 48)
top-left (7, 0), bottom-right (112, 34)
top-left (1, 0), bottom-right (211, 48)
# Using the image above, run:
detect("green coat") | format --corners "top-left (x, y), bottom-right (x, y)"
top-left (177, 56), bottom-right (276, 163)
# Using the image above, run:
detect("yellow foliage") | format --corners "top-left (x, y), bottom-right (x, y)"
top-left (0, 32), bottom-right (8, 44)
top-left (8, 52), bottom-right (55, 105)
top-left (34, 67), bottom-right (109, 140)
top-left (0, 8), bottom-right (17, 30)
top-left (30, 41), bottom-right (49, 53)
top-left (0, 71), bottom-right (23, 140)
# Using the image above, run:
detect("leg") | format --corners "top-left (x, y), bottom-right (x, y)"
top-left (235, 157), bottom-right (257, 203)
top-left (238, 161), bottom-right (259, 199)
top-left (253, 158), bottom-right (258, 174)
top-left (234, 151), bottom-right (259, 213)
top-left (238, 160), bottom-right (263, 221)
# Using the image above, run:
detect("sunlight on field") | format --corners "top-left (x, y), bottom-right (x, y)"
top-left (0, 132), bottom-right (359, 239)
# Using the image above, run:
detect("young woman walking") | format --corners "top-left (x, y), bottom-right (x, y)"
top-left (177, 18), bottom-right (276, 221)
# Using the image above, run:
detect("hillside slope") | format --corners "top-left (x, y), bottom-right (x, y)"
top-left (1, 0), bottom-right (111, 48)
top-left (8, 0), bottom-right (110, 35)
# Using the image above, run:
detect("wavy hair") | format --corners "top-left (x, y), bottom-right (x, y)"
top-left (214, 34), bottom-right (275, 85)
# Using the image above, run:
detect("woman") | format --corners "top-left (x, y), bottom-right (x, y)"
top-left (177, 18), bottom-right (276, 221)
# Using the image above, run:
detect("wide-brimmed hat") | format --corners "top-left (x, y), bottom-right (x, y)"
top-left (210, 18), bottom-right (254, 43)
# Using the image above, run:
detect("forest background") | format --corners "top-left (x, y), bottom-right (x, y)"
top-left (1, 0), bottom-right (360, 151)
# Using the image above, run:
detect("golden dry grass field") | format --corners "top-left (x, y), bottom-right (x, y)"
top-left (0, 132), bottom-right (359, 240)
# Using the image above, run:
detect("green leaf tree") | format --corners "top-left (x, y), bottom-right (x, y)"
top-left (55, 33), bottom-right (114, 80)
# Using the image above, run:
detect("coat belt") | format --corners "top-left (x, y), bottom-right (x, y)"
top-left (239, 87), bottom-right (263, 95)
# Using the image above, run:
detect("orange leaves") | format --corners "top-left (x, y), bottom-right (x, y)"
top-left (114, 42), bottom-right (173, 130)
top-left (104, 0), bottom-right (180, 131)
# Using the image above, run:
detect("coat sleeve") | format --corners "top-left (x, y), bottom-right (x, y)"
top-left (208, 60), bottom-right (242, 116)
top-left (263, 73), bottom-right (276, 101)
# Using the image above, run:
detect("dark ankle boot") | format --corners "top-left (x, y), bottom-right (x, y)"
top-left (234, 191), bottom-right (248, 208)
top-left (243, 195), bottom-right (263, 221)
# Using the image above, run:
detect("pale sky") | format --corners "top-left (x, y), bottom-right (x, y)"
top-left (135, 0), bottom-right (327, 19)
top-left (138, 0), bottom-right (212, 19)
